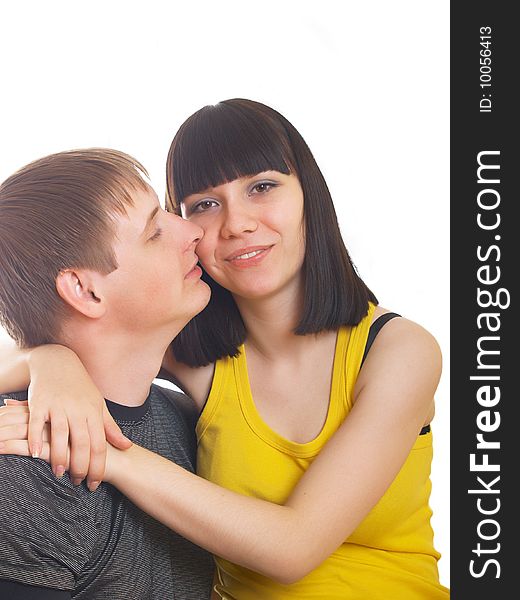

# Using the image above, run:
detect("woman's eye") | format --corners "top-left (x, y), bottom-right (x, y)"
top-left (192, 199), bottom-right (218, 213)
top-left (251, 181), bottom-right (275, 194)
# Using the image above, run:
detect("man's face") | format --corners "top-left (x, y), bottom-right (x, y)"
top-left (101, 186), bottom-right (210, 333)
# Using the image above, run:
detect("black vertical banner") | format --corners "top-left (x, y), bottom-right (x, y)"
top-left (451, 2), bottom-right (517, 598)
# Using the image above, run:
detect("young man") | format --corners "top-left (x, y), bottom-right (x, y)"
top-left (0, 149), bottom-right (214, 599)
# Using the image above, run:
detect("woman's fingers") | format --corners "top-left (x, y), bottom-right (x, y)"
top-left (68, 424), bottom-right (91, 486)
top-left (3, 399), bottom-right (29, 406)
top-left (0, 405), bottom-right (30, 441)
top-left (86, 411), bottom-right (108, 492)
top-left (0, 403), bottom-right (51, 444)
top-left (2, 397), bottom-right (126, 490)
top-left (0, 406), bottom-right (29, 423)
top-left (0, 438), bottom-right (31, 456)
top-left (10, 395), bottom-right (50, 459)
top-left (0, 422), bottom-right (28, 441)
top-left (103, 405), bottom-right (132, 450)
top-left (84, 408), bottom-right (134, 492)
top-left (0, 439), bottom-right (51, 463)
top-left (27, 404), bottom-right (47, 459)
top-left (49, 412), bottom-right (70, 479)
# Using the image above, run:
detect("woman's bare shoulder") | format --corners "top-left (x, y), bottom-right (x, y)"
top-left (360, 306), bottom-right (442, 409)
top-left (371, 306), bottom-right (440, 351)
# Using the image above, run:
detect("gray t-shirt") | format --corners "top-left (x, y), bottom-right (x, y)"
top-left (0, 385), bottom-right (214, 599)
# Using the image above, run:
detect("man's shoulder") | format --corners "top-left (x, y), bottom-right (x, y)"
top-left (0, 390), bottom-right (28, 402)
top-left (0, 452), bottom-right (76, 502)
top-left (146, 384), bottom-right (199, 471)
top-left (0, 454), bottom-right (92, 591)
top-left (0, 393), bottom-right (60, 493)
top-left (149, 383), bottom-right (200, 431)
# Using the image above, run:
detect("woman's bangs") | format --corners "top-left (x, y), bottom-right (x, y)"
top-left (172, 109), bottom-right (294, 202)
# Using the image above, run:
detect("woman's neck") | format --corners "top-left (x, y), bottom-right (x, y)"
top-left (234, 282), bottom-right (312, 361)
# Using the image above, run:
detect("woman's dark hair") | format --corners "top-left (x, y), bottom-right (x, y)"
top-left (166, 98), bottom-right (377, 366)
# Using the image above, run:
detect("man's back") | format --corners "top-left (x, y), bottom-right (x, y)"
top-left (0, 385), bottom-right (214, 599)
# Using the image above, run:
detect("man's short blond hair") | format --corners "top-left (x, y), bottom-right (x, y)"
top-left (0, 148), bottom-right (150, 347)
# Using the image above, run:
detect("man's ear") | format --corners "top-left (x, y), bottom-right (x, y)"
top-left (56, 269), bottom-right (106, 319)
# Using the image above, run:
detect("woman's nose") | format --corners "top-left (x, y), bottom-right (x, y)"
top-left (221, 206), bottom-right (258, 238)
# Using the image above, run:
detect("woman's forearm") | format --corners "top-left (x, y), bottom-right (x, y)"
top-left (108, 444), bottom-right (308, 584)
top-left (0, 339), bottom-right (31, 393)
top-left (0, 341), bottom-right (81, 395)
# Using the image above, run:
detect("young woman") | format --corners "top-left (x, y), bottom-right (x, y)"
top-left (0, 99), bottom-right (449, 598)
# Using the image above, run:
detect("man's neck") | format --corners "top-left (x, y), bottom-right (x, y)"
top-left (61, 326), bottom-right (178, 407)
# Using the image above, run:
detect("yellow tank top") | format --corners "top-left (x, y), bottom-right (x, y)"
top-left (196, 306), bottom-right (449, 599)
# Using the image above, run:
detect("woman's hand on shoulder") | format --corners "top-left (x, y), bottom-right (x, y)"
top-left (0, 400), bottom-right (54, 462)
top-left (0, 399), bottom-right (128, 491)
top-left (26, 345), bottom-right (131, 489)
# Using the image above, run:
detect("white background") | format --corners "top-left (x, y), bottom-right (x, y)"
top-left (0, 0), bottom-right (450, 587)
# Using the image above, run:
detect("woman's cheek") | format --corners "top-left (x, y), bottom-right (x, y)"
top-left (195, 249), bottom-right (214, 275)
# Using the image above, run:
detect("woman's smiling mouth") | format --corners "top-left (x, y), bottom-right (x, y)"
top-left (225, 245), bottom-right (273, 267)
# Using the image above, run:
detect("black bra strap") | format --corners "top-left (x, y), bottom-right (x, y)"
top-left (360, 311), bottom-right (431, 436)
top-left (361, 312), bottom-right (402, 366)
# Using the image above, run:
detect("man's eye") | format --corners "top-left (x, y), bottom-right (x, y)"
top-left (149, 228), bottom-right (162, 241)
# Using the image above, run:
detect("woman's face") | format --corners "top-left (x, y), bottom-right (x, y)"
top-left (181, 171), bottom-right (305, 301)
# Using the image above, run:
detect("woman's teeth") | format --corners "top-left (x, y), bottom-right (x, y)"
top-left (235, 250), bottom-right (263, 260)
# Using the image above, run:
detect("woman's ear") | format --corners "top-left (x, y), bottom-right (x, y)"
top-left (56, 269), bottom-right (106, 319)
